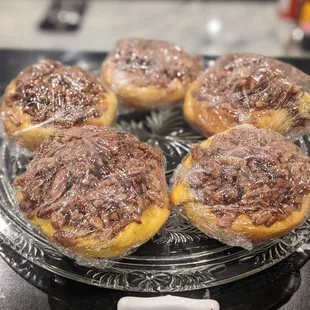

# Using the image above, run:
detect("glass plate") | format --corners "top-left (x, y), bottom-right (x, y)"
top-left (1, 106), bottom-right (310, 293)
top-left (1, 52), bottom-right (310, 293)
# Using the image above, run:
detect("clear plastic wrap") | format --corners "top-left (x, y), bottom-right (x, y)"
top-left (101, 38), bottom-right (204, 110)
top-left (1, 59), bottom-right (118, 151)
top-left (12, 126), bottom-right (170, 267)
top-left (183, 53), bottom-right (310, 139)
top-left (171, 124), bottom-right (310, 250)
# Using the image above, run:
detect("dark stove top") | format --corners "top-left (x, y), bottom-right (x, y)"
top-left (1, 240), bottom-right (310, 310)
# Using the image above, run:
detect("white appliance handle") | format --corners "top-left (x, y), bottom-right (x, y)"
top-left (118, 295), bottom-right (220, 310)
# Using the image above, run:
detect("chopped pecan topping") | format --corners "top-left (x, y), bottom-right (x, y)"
top-left (4, 60), bottom-right (108, 126)
top-left (103, 38), bottom-right (203, 87)
top-left (15, 127), bottom-right (167, 246)
top-left (192, 53), bottom-right (310, 128)
top-left (185, 125), bottom-right (310, 228)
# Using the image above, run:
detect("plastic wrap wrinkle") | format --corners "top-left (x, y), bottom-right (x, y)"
top-left (101, 38), bottom-right (204, 108)
top-left (103, 38), bottom-right (203, 88)
top-left (185, 53), bottom-right (310, 137)
top-left (0, 117), bottom-right (33, 158)
top-left (13, 126), bottom-right (169, 263)
top-left (3, 60), bottom-right (108, 127)
top-left (172, 125), bottom-right (310, 249)
top-left (1, 59), bottom-right (118, 151)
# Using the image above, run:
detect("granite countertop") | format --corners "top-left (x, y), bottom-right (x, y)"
top-left (0, 0), bottom-right (307, 57)
top-left (1, 1), bottom-right (310, 309)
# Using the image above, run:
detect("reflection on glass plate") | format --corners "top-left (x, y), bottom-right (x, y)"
top-left (0, 107), bottom-right (310, 292)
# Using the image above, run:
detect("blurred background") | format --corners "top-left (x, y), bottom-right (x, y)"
top-left (2, 0), bottom-right (310, 56)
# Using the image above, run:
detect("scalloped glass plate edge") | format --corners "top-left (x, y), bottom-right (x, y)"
top-left (0, 222), bottom-right (310, 293)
